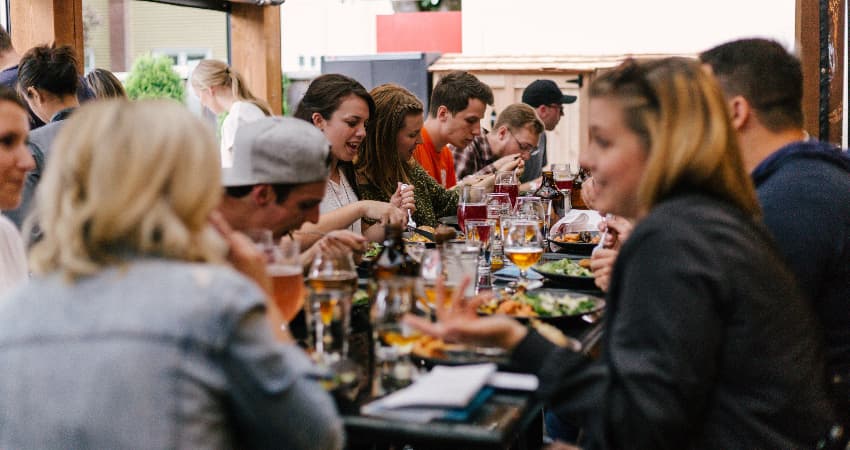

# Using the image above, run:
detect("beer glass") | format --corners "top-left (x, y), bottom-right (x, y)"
top-left (267, 239), bottom-right (304, 324)
top-left (306, 250), bottom-right (357, 366)
top-left (503, 220), bottom-right (543, 285)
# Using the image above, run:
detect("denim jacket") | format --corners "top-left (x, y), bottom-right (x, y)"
top-left (0, 258), bottom-right (343, 449)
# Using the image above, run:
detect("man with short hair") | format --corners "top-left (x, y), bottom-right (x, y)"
top-left (453, 102), bottom-right (543, 180)
top-left (520, 79), bottom-right (577, 184)
top-left (413, 71), bottom-right (494, 189)
top-left (0, 26), bottom-right (93, 130)
top-left (218, 116), bottom-right (364, 259)
top-left (701, 38), bottom-right (850, 427)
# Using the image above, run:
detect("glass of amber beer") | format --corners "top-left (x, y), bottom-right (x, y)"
top-left (306, 250), bottom-right (357, 366)
top-left (503, 219), bottom-right (543, 285)
top-left (267, 239), bottom-right (304, 324)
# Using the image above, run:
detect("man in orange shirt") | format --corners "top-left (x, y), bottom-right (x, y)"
top-left (413, 71), bottom-right (493, 188)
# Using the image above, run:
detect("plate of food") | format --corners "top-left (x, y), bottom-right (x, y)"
top-left (549, 231), bottom-right (600, 255)
top-left (531, 257), bottom-right (597, 290)
top-left (437, 216), bottom-right (460, 230)
top-left (478, 288), bottom-right (605, 327)
top-left (410, 335), bottom-right (510, 369)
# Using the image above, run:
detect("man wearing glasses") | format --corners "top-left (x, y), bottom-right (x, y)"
top-left (453, 102), bottom-right (544, 181)
top-left (520, 79), bottom-right (577, 185)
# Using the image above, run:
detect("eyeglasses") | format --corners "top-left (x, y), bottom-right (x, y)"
top-left (508, 129), bottom-right (539, 156)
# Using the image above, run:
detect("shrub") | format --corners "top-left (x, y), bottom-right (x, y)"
top-left (124, 54), bottom-right (185, 102)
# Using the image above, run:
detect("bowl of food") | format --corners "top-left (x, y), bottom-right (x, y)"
top-left (549, 231), bottom-right (600, 255)
top-left (478, 288), bottom-right (605, 328)
top-left (531, 257), bottom-right (597, 290)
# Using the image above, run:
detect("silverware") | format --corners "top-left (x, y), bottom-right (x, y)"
top-left (400, 183), bottom-right (416, 229)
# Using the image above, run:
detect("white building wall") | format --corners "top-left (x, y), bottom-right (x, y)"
top-left (462, 0), bottom-right (797, 56)
top-left (281, 0), bottom-right (393, 74)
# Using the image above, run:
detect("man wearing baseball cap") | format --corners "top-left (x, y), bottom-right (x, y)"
top-left (521, 79), bottom-right (577, 184)
top-left (218, 116), bottom-right (365, 254)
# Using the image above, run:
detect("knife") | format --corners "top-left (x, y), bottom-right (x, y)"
top-left (406, 225), bottom-right (435, 241)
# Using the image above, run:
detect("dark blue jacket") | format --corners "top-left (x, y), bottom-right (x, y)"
top-left (751, 140), bottom-right (850, 375)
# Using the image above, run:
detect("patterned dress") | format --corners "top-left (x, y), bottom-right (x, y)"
top-left (358, 163), bottom-right (458, 228)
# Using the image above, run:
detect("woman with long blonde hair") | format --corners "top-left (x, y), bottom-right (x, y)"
top-left (408, 57), bottom-right (834, 448)
top-left (0, 99), bottom-right (343, 449)
top-left (190, 59), bottom-right (272, 168)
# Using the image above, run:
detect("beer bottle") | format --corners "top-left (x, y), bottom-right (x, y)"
top-left (372, 223), bottom-right (420, 279)
top-left (571, 167), bottom-right (590, 210)
top-left (534, 170), bottom-right (566, 221)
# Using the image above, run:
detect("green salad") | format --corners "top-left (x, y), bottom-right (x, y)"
top-left (364, 242), bottom-right (382, 259)
top-left (536, 258), bottom-right (593, 277)
top-left (480, 290), bottom-right (599, 317)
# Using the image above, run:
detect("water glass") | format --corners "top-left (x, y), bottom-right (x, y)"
top-left (305, 250), bottom-right (357, 367)
top-left (371, 278), bottom-right (420, 394)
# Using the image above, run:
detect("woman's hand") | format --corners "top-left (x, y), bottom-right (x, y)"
top-left (360, 200), bottom-right (407, 226)
top-left (390, 182), bottom-right (416, 213)
top-left (404, 277), bottom-right (528, 350)
top-left (598, 215), bottom-right (633, 250)
top-left (590, 248), bottom-right (617, 292)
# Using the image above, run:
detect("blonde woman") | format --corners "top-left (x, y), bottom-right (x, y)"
top-left (0, 99), bottom-right (342, 449)
top-left (408, 58), bottom-right (833, 448)
top-left (190, 59), bottom-right (271, 167)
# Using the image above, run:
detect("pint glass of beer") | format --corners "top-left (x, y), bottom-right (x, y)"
top-left (268, 240), bottom-right (304, 323)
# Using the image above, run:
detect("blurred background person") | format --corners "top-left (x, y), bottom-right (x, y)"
top-left (701, 37), bottom-right (850, 428)
top-left (357, 83), bottom-right (457, 228)
top-left (5, 44), bottom-right (81, 229)
top-left (413, 71), bottom-right (493, 189)
top-left (408, 57), bottom-right (834, 448)
top-left (190, 59), bottom-right (272, 168)
top-left (0, 99), bottom-right (343, 449)
top-left (520, 79), bottom-right (577, 186)
top-left (0, 27), bottom-right (93, 130)
top-left (84, 68), bottom-right (127, 99)
top-left (0, 87), bottom-right (35, 294)
top-left (294, 73), bottom-right (409, 245)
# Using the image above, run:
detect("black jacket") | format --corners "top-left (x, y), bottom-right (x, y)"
top-left (512, 191), bottom-right (834, 449)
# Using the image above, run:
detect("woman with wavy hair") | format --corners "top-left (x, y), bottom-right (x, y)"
top-left (190, 59), bottom-right (271, 168)
top-left (0, 99), bottom-right (343, 449)
top-left (408, 57), bottom-right (834, 448)
top-left (356, 83), bottom-right (457, 227)
top-left (293, 74), bottom-right (410, 245)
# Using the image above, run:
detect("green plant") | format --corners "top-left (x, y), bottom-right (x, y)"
top-left (124, 54), bottom-right (185, 102)
top-left (281, 72), bottom-right (292, 116)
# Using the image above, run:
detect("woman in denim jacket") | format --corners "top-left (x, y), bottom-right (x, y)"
top-left (0, 99), bottom-right (343, 449)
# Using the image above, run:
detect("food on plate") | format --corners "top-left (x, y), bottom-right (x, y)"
top-left (552, 231), bottom-right (600, 244)
top-left (479, 290), bottom-right (598, 318)
top-left (412, 335), bottom-right (448, 358)
top-left (364, 242), bottom-right (383, 259)
top-left (535, 258), bottom-right (593, 278)
top-left (404, 225), bottom-right (436, 243)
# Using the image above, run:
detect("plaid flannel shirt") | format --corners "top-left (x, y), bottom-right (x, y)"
top-left (453, 129), bottom-right (498, 181)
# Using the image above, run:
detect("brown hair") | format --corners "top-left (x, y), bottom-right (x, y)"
top-left (590, 57), bottom-right (760, 217)
top-left (699, 38), bottom-right (803, 132)
top-left (428, 71), bottom-right (494, 117)
top-left (293, 73), bottom-right (375, 124)
top-left (18, 45), bottom-right (80, 98)
top-left (85, 68), bottom-right (127, 99)
top-left (0, 27), bottom-right (12, 53)
top-left (494, 103), bottom-right (544, 135)
top-left (190, 59), bottom-right (272, 116)
top-left (357, 83), bottom-right (423, 198)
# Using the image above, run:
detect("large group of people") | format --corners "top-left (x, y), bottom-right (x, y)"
top-left (0, 22), bottom-right (846, 449)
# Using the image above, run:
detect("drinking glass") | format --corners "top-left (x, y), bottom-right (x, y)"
top-left (371, 278), bottom-right (420, 394)
top-left (306, 250), bottom-right (357, 367)
top-left (515, 196), bottom-right (546, 233)
top-left (494, 171), bottom-right (519, 210)
top-left (552, 163), bottom-right (573, 191)
top-left (417, 248), bottom-right (447, 314)
top-left (465, 219), bottom-right (496, 291)
top-left (443, 240), bottom-right (481, 298)
top-left (457, 185), bottom-right (487, 232)
top-left (503, 220), bottom-right (544, 285)
top-left (267, 239), bottom-right (304, 324)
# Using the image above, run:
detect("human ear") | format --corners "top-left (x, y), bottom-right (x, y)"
top-left (728, 96), bottom-right (750, 130)
top-left (311, 112), bottom-right (326, 130)
top-left (252, 184), bottom-right (274, 206)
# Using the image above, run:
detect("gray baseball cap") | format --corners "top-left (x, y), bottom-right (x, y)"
top-left (222, 116), bottom-right (331, 187)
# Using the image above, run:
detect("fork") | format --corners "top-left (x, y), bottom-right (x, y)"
top-left (400, 183), bottom-right (416, 229)
top-left (593, 213), bottom-right (614, 255)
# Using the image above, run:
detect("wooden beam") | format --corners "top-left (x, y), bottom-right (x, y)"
top-left (230, 4), bottom-right (282, 115)
top-left (798, 0), bottom-right (821, 138)
top-left (9, 0), bottom-right (84, 75)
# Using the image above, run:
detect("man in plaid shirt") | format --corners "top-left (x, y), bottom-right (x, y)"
top-left (453, 103), bottom-right (544, 182)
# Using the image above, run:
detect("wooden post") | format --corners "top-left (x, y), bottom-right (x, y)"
top-left (230, 4), bottom-right (282, 115)
top-left (9, 0), bottom-right (84, 75)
